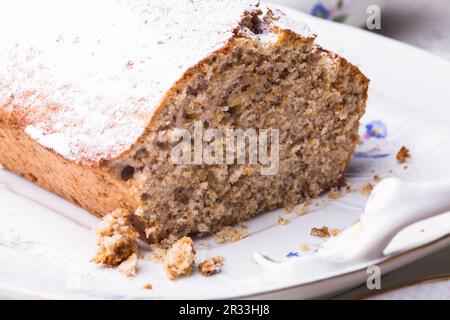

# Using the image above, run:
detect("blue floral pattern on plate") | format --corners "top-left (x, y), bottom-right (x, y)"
top-left (364, 120), bottom-right (388, 140)
top-left (355, 120), bottom-right (390, 159)
top-left (310, 1), bottom-right (348, 23)
top-left (287, 252), bottom-right (300, 258)
top-left (311, 3), bottom-right (330, 19)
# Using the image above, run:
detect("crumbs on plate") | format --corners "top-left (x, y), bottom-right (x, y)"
top-left (147, 245), bottom-right (168, 263)
top-left (361, 182), bottom-right (374, 198)
top-left (197, 240), bottom-right (210, 248)
top-left (277, 215), bottom-right (290, 225)
top-left (214, 225), bottom-right (248, 244)
top-left (329, 228), bottom-right (341, 237)
top-left (345, 181), bottom-right (353, 193)
top-left (91, 209), bottom-right (139, 266)
top-left (284, 206), bottom-right (294, 213)
top-left (118, 253), bottom-right (138, 277)
top-left (143, 283), bottom-right (153, 290)
top-left (300, 244), bottom-right (310, 252)
top-left (396, 146), bottom-right (411, 164)
top-left (310, 226), bottom-right (341, 238)
top-left (198, 256), bottom-right (225, 277)
top-left (310, 226), bottom-right (331, 238)
top-left (164, 237), bottom-right (196, 280)
top-left (328, 187), bottom-right (340, 200)
top-left (295, 201), bottom-right (310, 216)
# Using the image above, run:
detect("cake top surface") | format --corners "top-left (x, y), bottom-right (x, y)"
top-left (0, 0), bottom-right (314, 164)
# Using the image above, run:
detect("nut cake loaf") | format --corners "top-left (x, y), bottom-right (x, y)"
top-left (0, 0), bottom-right (369, 243)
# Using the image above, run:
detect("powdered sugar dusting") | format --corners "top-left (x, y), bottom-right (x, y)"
top-left (0, 0), bottom-right (314, 163)
top-left (271, 8), bottom-right (315, 37)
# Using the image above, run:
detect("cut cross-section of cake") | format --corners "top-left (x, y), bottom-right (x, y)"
top-left (0, 0), bottom-right (369, 243)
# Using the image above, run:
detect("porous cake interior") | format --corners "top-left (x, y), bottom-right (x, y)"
top-left (108, 12), bottom-right (367, 243)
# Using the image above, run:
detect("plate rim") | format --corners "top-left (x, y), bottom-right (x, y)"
top-left (241, 235), bottom-right (450, 300)
top-left (1, 235), bottom-right (448, 300)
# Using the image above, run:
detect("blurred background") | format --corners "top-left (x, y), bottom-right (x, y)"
top-left (271, 0), bottom-right (450, 61)
top-left (271, 0), bottom-right (450, 299)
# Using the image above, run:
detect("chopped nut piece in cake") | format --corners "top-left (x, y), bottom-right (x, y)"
top-left (143, 283), bottom-right (153, 290)
top-left (396, 146), bottom-right (411, 164)
top-left (214, 225), bottom-right (248, 244)
top-left (311, 226), bottom-right (331, 238)
top-left (278, 215), bottom-right (290, 225)
top-left (361, 182), bottom-right (374, 198)
top-left (328, 187), bottom-right (340, 200)
top-left (164, 237), bottom-right (196, 280)
top-left (91, 209), bottom-right (139, 266)
top-left (198, 256), bottom-right (225, 277)
top-left (118, 253), bottom-right (138, 277)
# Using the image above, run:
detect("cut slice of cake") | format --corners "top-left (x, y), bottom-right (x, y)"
top-left (0, 0), bottom-right (369, 243)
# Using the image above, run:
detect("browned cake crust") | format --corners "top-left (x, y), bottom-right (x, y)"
top-left (0, 113), bottom-right (139, 216)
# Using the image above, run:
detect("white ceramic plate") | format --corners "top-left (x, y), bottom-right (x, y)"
top-left (1, 6), bottom-right (450, 300)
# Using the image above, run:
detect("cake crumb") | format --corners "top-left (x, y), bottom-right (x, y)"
top-left (164, 237), bottom-right (196, 280)
top-left (143, 283), bottom-right (153, 290)
top-left (311, 226), bottom-right (331, 238)
top-left (148, 245), bottom-right (167, 263)
top-left (295, 202), bottom-right (310, 216)
top-left (330, 228), bottom-right (341, 237)
top-left (214, 225), bottom-right (248, 244)
top-left (328, 187), bottom-right (340, 200)
top-left (361, 182), bottom-right (374, 198)
top-left (396, 146), bottom-right (411, 164)
top-left (134, 207), bottom-right (145, 218)
top-left (144, 226), bottom-right (158, 240)
top-left (198, 256), bottom-right (224, 277)
top-left (91, 209), bottom-right (139, 266)
top-left (159, 234), bottom-right (179, 249)
top-left (373, 175), bottom-right (381, 183)
top-left (198, 240), bottom-right (210, 248)
top-left (118, 253), bottom-right (138, 277)
top-left (300, 244), bottom-right (310, 252)
top-left (345, 182), bottom-right (353, 193)
top-left (278, 215), bottom-right (290, 225)
top-left (285, 206), bottom-right (294, 213)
